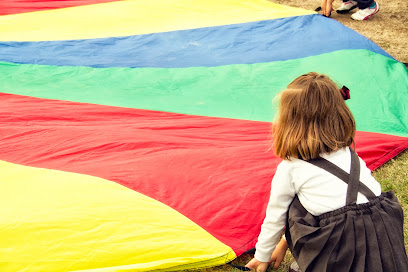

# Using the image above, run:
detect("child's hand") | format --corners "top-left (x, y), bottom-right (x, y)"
top-left (245, 258), bottom-right (269, 272)
top-left (320, 0), bottom-right (334, 17)
top-left (245, 237), bottom-right (289, 271)
top-left (270, 238), bottom-right (289, 270)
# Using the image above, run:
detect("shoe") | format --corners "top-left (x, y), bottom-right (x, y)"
top-left (289, 261), bottom-right (302, 272)
top-left (336, 1), bottom-right (358, 14)
top-left (351, 1), bottom-right (379, 20)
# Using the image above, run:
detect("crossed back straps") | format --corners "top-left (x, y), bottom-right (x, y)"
top-left (307, 148), bottom-right (376, 205)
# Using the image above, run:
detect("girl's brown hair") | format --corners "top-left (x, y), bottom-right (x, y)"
top-left (273, 72), bottom-right (355, 161)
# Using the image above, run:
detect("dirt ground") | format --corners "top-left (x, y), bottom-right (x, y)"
top-left (271, 0), bottom-right (408, 63)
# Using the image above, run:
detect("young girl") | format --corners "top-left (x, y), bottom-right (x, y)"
top-left (246, 72), bottom-right (408, 272)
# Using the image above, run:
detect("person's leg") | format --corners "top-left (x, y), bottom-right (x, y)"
top-left (351, 0), bottom-right (379, 20)
top-left (336, 0), bottom-right (358, 13)
top-left (356, 0), bottom-right (374, 9)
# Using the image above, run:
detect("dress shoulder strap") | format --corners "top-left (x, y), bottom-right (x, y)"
top-left (307, 148), bottom-right (377, 204)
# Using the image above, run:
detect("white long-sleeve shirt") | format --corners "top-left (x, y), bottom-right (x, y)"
top-left (254, 147), bottom-right (382, 262)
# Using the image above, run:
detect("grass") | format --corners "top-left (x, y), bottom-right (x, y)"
top-left (186, 149), bottom-right (408, 272)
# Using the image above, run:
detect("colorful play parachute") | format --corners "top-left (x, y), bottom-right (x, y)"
top-left (0, 0), bottom-right (407, 271)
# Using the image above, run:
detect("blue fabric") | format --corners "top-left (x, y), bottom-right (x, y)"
top-left (0, 14), bottom-right (391, 68)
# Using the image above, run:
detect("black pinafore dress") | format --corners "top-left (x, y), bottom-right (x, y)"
top-left (285, 149), bottom-right (408, 272)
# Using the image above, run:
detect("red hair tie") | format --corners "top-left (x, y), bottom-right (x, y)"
top-left (340, 86), bottom-right (350, 100)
